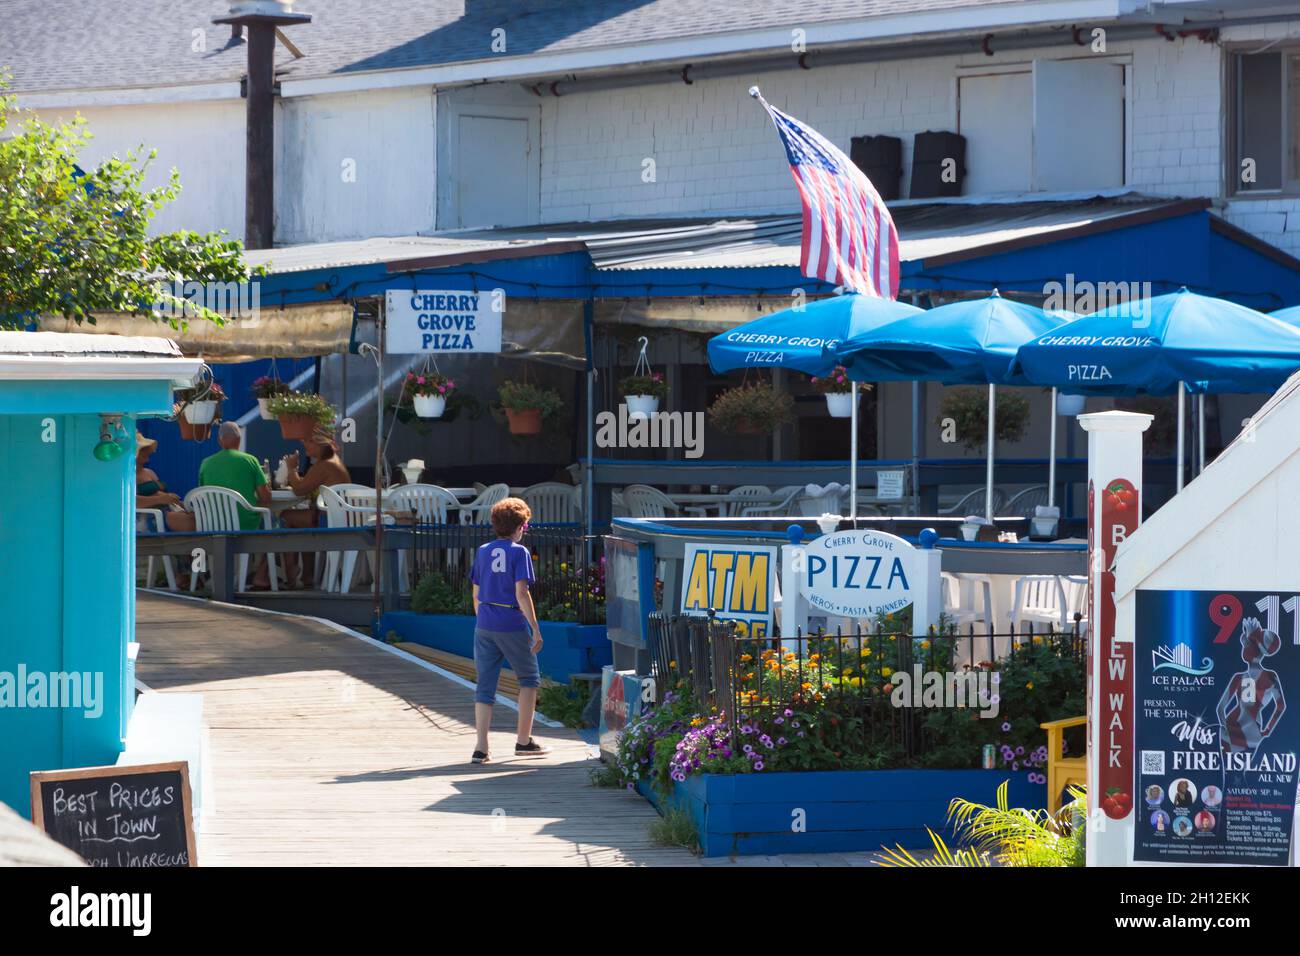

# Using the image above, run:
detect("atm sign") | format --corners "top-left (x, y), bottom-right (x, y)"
top-left (679, 543), bottom-right (777, 638)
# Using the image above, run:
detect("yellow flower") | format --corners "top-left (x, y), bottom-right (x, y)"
top-left (861, 647), bottom-right (873, 657)
top-left (881, 667), bottom-right (893, 678)
top-left (783, 652), bottom-right (796, 661)
top-left (801, 682), bottom-right (812, 691)
top-left (1026, 681), bottom-right (1034, 690)
top-left (920, 640), bottom-right (930, 649)
top-left (690, 717), bottom-right (703, 727)
top-left (849, 677), bottom-right (863, 687)
top-left (740, 653), bottom-right (752, 663)
top-left (809, 653), bottom-right (821, 664)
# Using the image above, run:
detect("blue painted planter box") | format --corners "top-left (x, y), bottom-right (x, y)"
top-left (380, 611), bottom-right (611, 683)
top-left (637, 769), bottom-right (1046, 857)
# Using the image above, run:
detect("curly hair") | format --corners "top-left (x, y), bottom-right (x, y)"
top-left (490, 497), bottom-right (532, 537)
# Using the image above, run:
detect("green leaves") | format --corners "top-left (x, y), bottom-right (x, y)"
top-left (0, 78), bottom-right (263, 330)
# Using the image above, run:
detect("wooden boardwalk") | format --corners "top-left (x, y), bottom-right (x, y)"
top-left (135, 592), bottom-right (696, 866)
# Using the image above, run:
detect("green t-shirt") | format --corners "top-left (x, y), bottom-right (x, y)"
top-left (198, 449), bottom-right (268, 530)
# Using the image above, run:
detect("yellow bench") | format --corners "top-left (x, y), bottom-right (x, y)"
top-left (1040, 715), bottom-right (1086, 813)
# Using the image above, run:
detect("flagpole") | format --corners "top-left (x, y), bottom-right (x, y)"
top-left (1048, 388), bottom-right (1057, 509)
top-left (1176, 383), bottom-right (1185, 492)
top-left (849, 381), bottom-right (858, 526)
top-left (985, 384), bottom-right (996, 524)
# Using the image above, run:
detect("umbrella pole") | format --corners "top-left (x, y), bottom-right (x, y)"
top-left (1176, 383), bottom-right (1185, 493)
top-left (1048, 388), bottom-right (1057, 509)
top-left (985, 384), bottom-right (996, 524)
top-left (849, 381), bottom-right (858, 525)
top-left (1198, 394), bottom-right (1206, 473)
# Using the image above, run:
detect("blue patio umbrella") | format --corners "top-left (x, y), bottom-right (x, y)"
top-left (707, 292), bottom-right (922, 377)
top-left (708, 293), bottom-right (922, 519)
top-left (835, 291), bottom-right (1068, 522)
top-left (1271, 304), bottom-right (1300, 327)
top-left (1013, 288), bottom-right (1300, 489)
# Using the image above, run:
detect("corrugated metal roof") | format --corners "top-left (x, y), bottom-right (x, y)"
top-left (248, 192), bottom-right (1200, 278)
top-left (0, 331), bottom-right (182, 357)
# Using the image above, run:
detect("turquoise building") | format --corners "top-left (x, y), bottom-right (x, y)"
top-left (0, 332), bottom-right (200, 816)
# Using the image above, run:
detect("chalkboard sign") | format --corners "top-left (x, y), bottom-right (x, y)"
top-left (30, 761), bottom-right (197, 867)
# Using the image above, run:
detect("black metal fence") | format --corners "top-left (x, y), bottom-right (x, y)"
top-left (409, 521), bottom-right (607, 624)
top-left (646, 612), bottom-right (1085, 760)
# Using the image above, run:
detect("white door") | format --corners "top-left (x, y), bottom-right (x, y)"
top-left (1032, 59), bottom-right (1125, 192)
top-left (455, 114), bottom-right (534, 227)
top-left (958, 72), bottom-right (1033, 195)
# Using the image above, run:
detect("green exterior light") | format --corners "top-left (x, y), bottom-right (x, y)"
top-left (94, 414), bottom-right (126, 462)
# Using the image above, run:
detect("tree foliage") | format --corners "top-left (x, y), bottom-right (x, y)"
top-left (0, 78), bottom-right (264, 330)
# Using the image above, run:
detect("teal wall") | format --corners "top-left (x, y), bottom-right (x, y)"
top-left (0, 377), bottom-right (172, 817)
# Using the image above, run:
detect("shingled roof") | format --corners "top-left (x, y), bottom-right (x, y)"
top-left (0, 0), bottom-right (1088, 94)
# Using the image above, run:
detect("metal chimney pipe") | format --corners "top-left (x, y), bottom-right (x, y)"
top-left (214, 2), bottom-right (312, 250)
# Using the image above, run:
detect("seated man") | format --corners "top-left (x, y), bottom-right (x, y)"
top-left (199, 421), bottom-right (273, 589)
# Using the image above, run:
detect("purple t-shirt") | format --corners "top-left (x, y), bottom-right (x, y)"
top-left (470, 538), bottom-right (535, 632)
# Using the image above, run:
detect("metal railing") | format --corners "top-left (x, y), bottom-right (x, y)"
top-left (409, 522), bottom-right (607, 624)
top-left (645, 613), bottom-right (1085, 761)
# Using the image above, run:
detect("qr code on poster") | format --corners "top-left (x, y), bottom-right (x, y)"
top-left (1141, 751), bottom-right (1165, 775)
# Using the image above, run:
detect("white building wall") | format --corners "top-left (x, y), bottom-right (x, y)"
top-left (536, 34), bottom-right (1229, 224)
top-left (277, 87), bottom-right (437, 244)
top-left (35, 100), bottom-right (246, 239)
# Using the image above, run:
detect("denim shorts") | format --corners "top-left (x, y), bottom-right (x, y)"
top-left (473, 627), bottom-right (541, 703)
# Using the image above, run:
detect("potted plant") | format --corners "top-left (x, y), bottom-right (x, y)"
top-left (252, 376), bottom-right (290, 420)
top-left (936, 387), bottom-right (1031, 452)
top-left (707, 382), bottom-right (795, 435)
top-left (404, 372), bottom-right (457, 419)
top-left (810, 367), bottom-right (864, 417)
top-left (266, 391), bottom-right (336, 441)
top-left (178, 382), bottom-right (224, 425)
top-left (618, 372), bottom-right (668, 418)
top-left (498, 380), bottom-right (563, 435)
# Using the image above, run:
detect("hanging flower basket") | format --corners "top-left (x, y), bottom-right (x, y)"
top-left (809, 367), bottom-right (862, 418)
top-left (413, 394), bottom-right (447, 419)
top-left (708, 383), bottom-right (794, 436)
top-left (498, 380), bottom-right (563, 436)
top-left (404, 372), bottom-right (456, 419)
top-left (252, 377), bottom-right (289, 420)
top-left (618, 339), bottom-right (668, 420)
top-left (174, 383), bottom-right (225, 437)
top-left (624, 395), bottom-right (659, 418)
top-left (266, 391), bottom-right (337, 442)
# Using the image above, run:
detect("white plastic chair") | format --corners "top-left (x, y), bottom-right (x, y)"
top-left (941, 572), bottom-right (993, 631)
top-left (183, 486), bottom-right (278, 593)
top-left (1001, 485), bottom-right (1050, 519)
top-left (316, 485), bottom-right (396, 593)
top-left (459, 483), bottom-right (509, 525)
top-left (386, 484), bottom-right (462, 591)
top-left (521, 482), bottom-right (580, 523)
top-left (136, 509), bottom-right (177, 591)
top-left (1010, 575), bottom-right (1070, 632)
top-left (622, 484), bottom-right (681, 519)
top-left (940, 487), bottom-right (1007, 518)
top-left (738, 485), bottom-right (803, 518)
top-left (720, 485), bottom-right (772, 517)
top-left (795, 482), bottom-right (847, 517)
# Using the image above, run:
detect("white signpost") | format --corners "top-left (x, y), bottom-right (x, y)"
top-left (780, 527), bottom-right (941, 638)
top-left (383, 289), bottom-right (503, 355)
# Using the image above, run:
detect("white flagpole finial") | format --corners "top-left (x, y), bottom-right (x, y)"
top-left (748, 86), bottom-right (762, 98)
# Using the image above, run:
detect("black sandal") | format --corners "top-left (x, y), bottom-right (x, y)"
top-left (471, 751), bottom-right (490, 764)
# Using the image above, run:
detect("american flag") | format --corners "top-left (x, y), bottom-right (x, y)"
top-left (752, 88), bottom-right (900, 300)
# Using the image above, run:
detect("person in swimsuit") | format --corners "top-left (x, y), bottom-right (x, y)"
top-left (135, 432), bottom-right (194, 531)
top-left (280, 425), bottom-right (352, 588)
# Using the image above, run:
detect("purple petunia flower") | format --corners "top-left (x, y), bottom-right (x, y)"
top-left (1001, 722), bottom-right (1011, 732)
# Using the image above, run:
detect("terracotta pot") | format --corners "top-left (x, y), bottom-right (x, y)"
top-left (278, 413), bottom-right (316, 440)
top-left (505, 407), bottom-right (543, 435)
top-left (178, 417), bottom-right (212, 442)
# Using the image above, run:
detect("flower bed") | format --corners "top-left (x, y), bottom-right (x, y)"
top-left (636, 769), bottom-right (1046, 857)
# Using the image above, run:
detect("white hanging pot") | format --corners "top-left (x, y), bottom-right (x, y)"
top-left (257, 397), bottom-right (275, 420)
top-left (824, 392), bottom-right (856, 418)
top-left (1056, 393), bottom-right (1086, 416)
top-left (184, 400), bottom-right (218, 424)
top-left (625, 394), bottom-right (659, 418)
top-left (413, 394), bottom-right (446, 419)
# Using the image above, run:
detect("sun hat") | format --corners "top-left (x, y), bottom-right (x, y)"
top-left (135, 431), bottom-right (158, 455)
